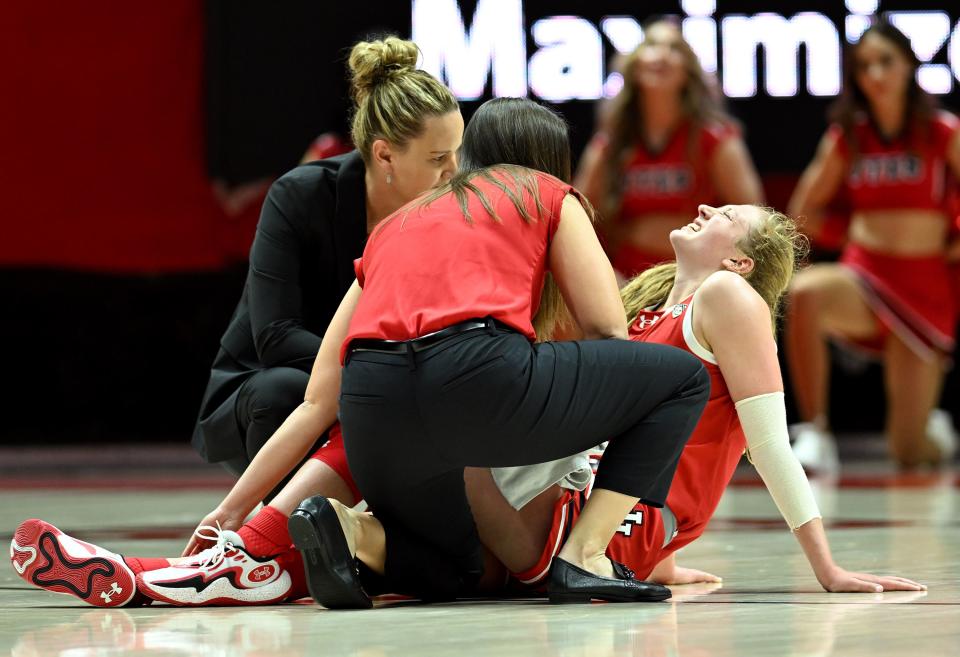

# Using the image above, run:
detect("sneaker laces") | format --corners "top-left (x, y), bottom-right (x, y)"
top-left (190, 523), bottom-right (239, 572)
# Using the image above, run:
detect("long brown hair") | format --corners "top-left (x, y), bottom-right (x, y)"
top-left (415, 98), bottom-right (573, 225)
top-left (408, 98), bottom-right (590, 339)
top-left (621, 208), bottom-right (808, 332)
top-left (601, 18), bottom-right (730, 220)
top-left (828, 18), bottom-right (936, 154)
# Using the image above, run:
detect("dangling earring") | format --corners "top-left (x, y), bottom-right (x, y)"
top-left (386, 173), bottom-right (392, 185)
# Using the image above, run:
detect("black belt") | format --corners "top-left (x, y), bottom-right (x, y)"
top-left (348, 318), bottom-right (506, 356)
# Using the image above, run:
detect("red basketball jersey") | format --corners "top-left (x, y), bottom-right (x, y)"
top-left (828, 110), bottom-right (960, 213)
top-left (603, 295), bottom-right (746, 578)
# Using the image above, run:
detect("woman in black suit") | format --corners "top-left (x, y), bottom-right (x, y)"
top-left (192, 36), bottom-right (462, 503)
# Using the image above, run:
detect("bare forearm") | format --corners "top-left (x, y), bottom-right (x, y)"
top-left (793, 517), bottom-right (838, 583)
top-left (218, 400), bottom-right (335, 517)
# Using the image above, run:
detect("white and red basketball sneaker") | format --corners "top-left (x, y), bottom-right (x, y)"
top-left (137, 525), bottom-right (292, 606)
top-left (10, 518), bottom-right (138, 607)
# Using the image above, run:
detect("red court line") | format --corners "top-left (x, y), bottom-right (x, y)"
top-left (729, 472), bottom-right (959, 489)
top-left (0, 477), bottom-right (233, 490)
top-left (706, 518), bottom-right (918, 531)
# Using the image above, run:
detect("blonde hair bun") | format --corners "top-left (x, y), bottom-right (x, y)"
top-left (346, 36), bottom-right (457, 162)
top-left (348, 36), bottom-right (420, 102)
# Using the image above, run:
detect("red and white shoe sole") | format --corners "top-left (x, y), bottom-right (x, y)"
top-left (10, 519), bottom-right (136, 607)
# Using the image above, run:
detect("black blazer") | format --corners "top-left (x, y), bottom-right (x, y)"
top-left (193, 151), bottom-right (367, 462)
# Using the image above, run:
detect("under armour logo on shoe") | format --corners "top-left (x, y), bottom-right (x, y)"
top-left (250, 565), bottom-right (276, 583)
top-left (100, 582), bottom-right (122, 603)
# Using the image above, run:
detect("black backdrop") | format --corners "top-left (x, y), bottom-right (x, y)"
top-left (205, 1), bottom-right (960, 183)
top-left (4, 1), bottom-right (958, 445)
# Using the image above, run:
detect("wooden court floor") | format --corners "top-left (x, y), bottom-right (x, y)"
top-left (1, 447), bottom-right (957, 657)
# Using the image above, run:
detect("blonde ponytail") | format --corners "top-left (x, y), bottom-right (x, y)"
top-left (620, 263), bottom-right (678, 324)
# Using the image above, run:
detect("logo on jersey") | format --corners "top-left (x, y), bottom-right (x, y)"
top-left (670, 303), bottom-right (688, 318)
top-left (635, 313), bottom-right (659, 330)
top-left (849, 153), bottom-right (924, 187)
top-left (623, 165), bottom-right (693, 197)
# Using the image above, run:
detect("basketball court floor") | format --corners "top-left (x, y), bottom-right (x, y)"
top-left (1, 442), bottom-right (957, 657)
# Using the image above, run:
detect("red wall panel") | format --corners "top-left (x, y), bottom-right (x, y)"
top-left (0, 2), bottom-right (257, 272)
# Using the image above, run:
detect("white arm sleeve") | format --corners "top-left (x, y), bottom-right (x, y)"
top-left (735, 392), bottom-right (821, 531)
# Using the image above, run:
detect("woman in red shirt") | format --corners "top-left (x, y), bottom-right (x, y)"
top-left (786, 19), bottom-right (960, 470)
top-left (289, 97), bottom-right (710, 608)
top-left (575, 17), bottom-right (763, 278)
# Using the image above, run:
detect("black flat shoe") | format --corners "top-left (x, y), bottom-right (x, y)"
top-left (546, 557), bottom-right (671, 604)
top-left (288, 495), bottom-right (372, 610)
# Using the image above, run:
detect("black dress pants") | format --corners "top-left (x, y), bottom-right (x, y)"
top-left (340, 326), bottom-right (710, 601)
top-left (222, 367), bottom-right (316, 502)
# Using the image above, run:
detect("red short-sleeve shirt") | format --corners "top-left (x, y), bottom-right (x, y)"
top-left (342, 167), bottom-right (577, 362)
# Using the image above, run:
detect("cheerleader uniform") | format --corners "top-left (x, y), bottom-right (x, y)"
top-left (608, 121), bottom-right (738, 277)
top-left (827, 111), bottom-right (960, 359)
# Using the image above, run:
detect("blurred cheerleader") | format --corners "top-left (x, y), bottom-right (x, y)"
top-left (786, 18), bottom-right (960, 470)
top-left (575, 17), bottom-right (763, 279)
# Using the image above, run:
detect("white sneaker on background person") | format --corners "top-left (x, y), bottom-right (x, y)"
top-left (927, 409), bottom-right (958, 463)
top-left (790, 422), bottom-right (840, 474)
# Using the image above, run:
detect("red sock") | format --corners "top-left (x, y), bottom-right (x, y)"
top-left (123, 557), bottom-right (171, 575)
top-left (237, 506), bottom-right (292, 558)
top-left (276, 547), bottom-right (308, 601)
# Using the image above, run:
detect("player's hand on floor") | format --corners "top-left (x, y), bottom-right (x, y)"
top-left (180, 507), bottom-right (246, 557)
top-left (818, 567), bottom-right (926, 593)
